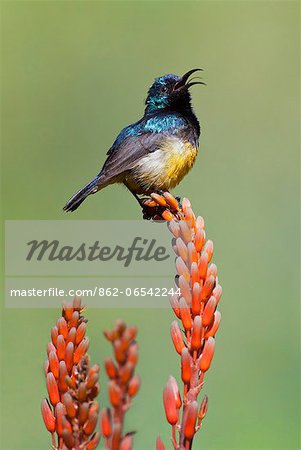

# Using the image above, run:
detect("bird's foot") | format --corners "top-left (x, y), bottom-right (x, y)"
top-left (140, 192), bottom-right (183, 221)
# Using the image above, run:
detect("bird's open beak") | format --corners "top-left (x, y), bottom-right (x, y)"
top-left (174, 68), bottom-right (206, 90)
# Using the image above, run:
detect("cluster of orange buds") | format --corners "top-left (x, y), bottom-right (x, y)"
top-left (101, 320), bottom-right (140, 450)
top-left (41, 298), bottom-right (101, 450)
top-left (156, 196), bottom-right (222, 450)
top-left (141, 192), bottom-right (183, 221)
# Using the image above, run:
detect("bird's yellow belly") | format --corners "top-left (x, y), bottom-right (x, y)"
top-left (165, 141), bottom-right (198, 189)
top-left (131, 137), bottom-right (198, 193)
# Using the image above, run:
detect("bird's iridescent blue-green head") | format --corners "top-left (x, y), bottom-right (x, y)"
top-left (145, 69), bottom-right (205, 114)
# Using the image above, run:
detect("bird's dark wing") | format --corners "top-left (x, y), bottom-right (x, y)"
top-left (99, 132), bottom-right (165, 180)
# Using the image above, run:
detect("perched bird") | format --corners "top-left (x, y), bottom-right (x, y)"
top-left (63, 69), bottom-right (204, 212)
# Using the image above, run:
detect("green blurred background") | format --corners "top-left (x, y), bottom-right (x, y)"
top-left (1, 1), bottom-right (300, 449)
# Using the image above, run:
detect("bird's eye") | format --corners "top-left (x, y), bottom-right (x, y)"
top-left (161, 86), bottom-right (168, 94)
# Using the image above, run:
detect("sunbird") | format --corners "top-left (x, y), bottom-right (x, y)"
top-left (64, 69), bottom-right (204, 212)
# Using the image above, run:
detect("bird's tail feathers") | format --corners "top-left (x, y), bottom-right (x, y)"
top-left (63, 176), bottom-right (101, 212)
